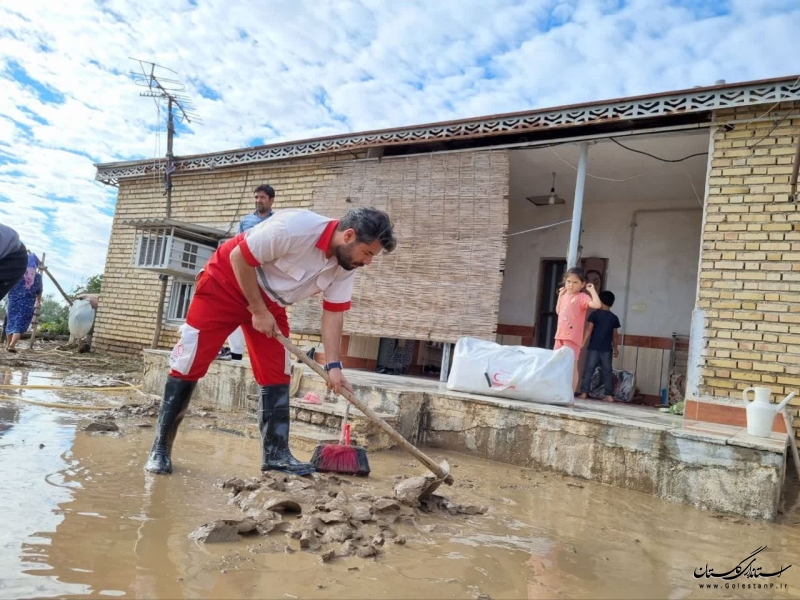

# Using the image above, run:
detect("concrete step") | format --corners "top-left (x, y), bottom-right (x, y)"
top-left (289, 398), bottom-right (397, 451)
top-left (214, 419), bottom-right (342, 454)
top-left (295, 368), bottom-right (403, 416)
top-left (244, 394), bottom-right (397, 451)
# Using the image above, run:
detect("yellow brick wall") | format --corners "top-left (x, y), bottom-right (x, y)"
top-left (94, 148), bottom-right (509, 356)
top-left (698, 103), bottom-right (800, 418)
top-left (93, 153), bottom-right (361, 356)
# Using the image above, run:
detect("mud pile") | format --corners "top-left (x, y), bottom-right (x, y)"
top-left (190, 471), bottom-right (486, 562)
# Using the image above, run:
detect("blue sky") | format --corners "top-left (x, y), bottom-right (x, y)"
top-left (0, 0), bottom-right (798, 297)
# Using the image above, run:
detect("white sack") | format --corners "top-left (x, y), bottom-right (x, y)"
top-left (68, 299), bottom-right (96, 339)
top-left (446, 337), bottom-right (574, 405)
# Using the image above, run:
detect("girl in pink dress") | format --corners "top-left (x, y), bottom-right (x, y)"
top-left (554, 267), bottom-right (602, 394)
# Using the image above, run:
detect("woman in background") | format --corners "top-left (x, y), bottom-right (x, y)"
top-left (5, 253), bottom-right (43, 353)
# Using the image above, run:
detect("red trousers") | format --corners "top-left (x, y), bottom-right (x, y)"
top-left (168, 272), bottom-right (291, 385)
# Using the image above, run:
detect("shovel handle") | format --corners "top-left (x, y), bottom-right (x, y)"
top-left (276, 333), bottom-right (453, 484)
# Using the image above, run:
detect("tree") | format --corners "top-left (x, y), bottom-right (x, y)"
top-left (72, 274), bottom-right (103, 295)
top-left (38, 294), bottom-right (70, 336)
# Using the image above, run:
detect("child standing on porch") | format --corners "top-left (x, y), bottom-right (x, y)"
top-left (555, 267), bottom-right (602, 393)
top-left (578, 290), bottom-right (621, 403)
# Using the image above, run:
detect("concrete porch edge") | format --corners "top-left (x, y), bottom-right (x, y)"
top-left (141, 350), bottom-right (789, 520)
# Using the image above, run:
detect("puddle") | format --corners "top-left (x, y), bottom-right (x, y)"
top-left (0, 367), bottom-right (800, 599)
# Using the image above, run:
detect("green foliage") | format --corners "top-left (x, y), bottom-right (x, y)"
top-left (38, 294), bottom-right (70, 335)
top-left (39, 320), bottom-right (70, 336)
top-left (72, 274), bottom-right (103, 295)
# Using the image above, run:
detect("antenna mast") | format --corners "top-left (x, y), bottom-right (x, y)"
top-left (131, 58), bottom-right (201, 218)
top-left (130, 59), bottom-right (202, 349)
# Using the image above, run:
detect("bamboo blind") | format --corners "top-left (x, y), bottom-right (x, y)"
top-left (289, 150), bottom-right (509, 343)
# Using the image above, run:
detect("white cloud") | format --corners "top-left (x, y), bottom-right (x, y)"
top-left (0, 0), bottom-right (798, 296)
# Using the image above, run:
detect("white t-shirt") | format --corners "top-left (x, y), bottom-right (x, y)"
top-left (238, 209), bottom-right (355, 311)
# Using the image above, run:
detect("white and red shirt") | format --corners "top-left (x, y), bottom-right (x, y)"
top-left (205, 209), bottom-right (355, 312)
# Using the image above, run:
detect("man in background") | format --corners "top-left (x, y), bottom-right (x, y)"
top-left (218, 184), bottom-right (277, 360)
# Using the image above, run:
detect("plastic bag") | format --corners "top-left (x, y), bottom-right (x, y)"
top-left (68, 299), bottom-right (96, 339)
top-left (446, 337), bottom-right (574, 405)
top-left (585, 367), bottom-right (635, 402)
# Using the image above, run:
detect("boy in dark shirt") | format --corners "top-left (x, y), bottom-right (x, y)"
top-left (578, 290), bottom-right (621, 402)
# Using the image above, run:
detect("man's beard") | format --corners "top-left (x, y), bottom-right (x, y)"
top-left (334, 243), bottom-right (363, 271)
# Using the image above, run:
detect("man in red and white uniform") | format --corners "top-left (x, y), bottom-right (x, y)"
top-left (145, 207), bottom-right (396, 476)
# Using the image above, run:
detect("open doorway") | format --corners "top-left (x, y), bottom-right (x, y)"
top-left (499, 128), bottom-right (709, 406)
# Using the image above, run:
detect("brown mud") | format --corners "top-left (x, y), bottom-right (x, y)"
top-left (1, 365), bottom-right (800, 599)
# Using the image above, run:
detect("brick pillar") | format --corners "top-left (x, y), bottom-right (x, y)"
top-left (688, 104), bottom-right (800, 435)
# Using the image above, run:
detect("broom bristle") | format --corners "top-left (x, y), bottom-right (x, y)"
top-left (311, 443), bottom-right (370, 476)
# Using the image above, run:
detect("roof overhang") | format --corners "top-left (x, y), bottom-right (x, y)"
top-left (121, 218), bottom-right (229, 242)
top-left (96, 75), bottom-right (800, 186)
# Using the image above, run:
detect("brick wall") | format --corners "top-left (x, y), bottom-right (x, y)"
top-left (93, 153), bottom-right (358, 356)
top-left (93, 149), bottom-right (509, 356)
top-left (697, 103), bottom-right (800, 423)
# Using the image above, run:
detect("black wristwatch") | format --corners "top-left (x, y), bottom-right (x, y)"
top-left (324, 361), bottom-right (343, 372)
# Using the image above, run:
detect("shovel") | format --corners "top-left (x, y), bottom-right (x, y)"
top-left (276, 333), bottom-right (454, 496)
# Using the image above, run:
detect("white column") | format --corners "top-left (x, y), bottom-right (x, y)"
top-left (567, 142), bottom-right (589, 268)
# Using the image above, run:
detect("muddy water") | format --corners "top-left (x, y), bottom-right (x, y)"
top-left (1, 368), bottom-right (800, 599)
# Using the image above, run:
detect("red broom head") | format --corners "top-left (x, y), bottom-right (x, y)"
top-left (310, 443), bottom-right (370, 476)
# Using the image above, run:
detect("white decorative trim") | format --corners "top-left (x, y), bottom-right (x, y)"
top-left (95, 79), bottom-right (800, 185)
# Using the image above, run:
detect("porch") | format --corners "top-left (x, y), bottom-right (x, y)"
top-left (143, 350), bottom-right (788, 520)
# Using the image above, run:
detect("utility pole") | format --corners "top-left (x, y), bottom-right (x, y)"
top-left (131, 59), bottom-right (200, 349)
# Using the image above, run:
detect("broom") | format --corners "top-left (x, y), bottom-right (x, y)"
top-left (309, 399), bottom-right (370, 476)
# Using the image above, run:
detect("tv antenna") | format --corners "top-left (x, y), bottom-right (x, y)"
top-left (130, 58), bottom-right (202, 218)
top-left (130, 58), bottom-right (202, 351)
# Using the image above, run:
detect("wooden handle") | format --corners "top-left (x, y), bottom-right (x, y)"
top-left (277, 334), bottom-right (453, 484)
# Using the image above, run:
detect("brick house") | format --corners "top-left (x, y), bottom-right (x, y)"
top-left (93, 75), bottom-right (800, 435)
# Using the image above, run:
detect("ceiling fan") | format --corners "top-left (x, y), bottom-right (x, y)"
top-left (526, 172), bottom-right (566, 206)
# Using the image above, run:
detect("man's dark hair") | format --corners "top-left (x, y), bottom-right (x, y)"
top-left (254, 184), bottom-right (275, 198)
top-left (599, 290), bottom-right (615, 307)
top-left (337, 207), bottom-right (397, 253)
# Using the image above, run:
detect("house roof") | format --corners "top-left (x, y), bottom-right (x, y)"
top-left (121, 218), bottom-right (229, 240)
top-left (96, 75), bottom-right (800, 185)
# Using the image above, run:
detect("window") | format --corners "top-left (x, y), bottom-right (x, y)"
top-left (167, 279), bottom-right (195, 321)
top-left (135, 229), bottom-right (169, 267)
top-left (180, 241), bottom-right (200, 270)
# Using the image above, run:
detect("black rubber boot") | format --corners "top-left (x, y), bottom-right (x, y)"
top-left (144, 376), bottom-right (196, 475)
top-left (259, 384), bottom-right (315, 476)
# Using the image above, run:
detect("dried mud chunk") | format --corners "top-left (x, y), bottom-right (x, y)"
top-left (299, 529), bottom-right (320, 550)
top-left (256, 521), bottom-right (277, 535)
top-left (319, 510), bottom-right (348, 524)
top-left (189, 520), bottom-right (240, 544)
top-left (420, 523), bottom-right (461, 535)
top-left (356, 543), bottom-right (379, 559)
top-left (349, 505), bottom-right (373, 522)
top-left (235, 519), bottom-right (259, 534)
top-left (264, 498), bottom-right (303, 514)
top-left (393, 476), bottom-right (435, 505)
top-left (456, 505), bottom-right (487, 516)
top-left (84, 421), bottom-right (119, 432)
top-left (373, 498), bottom-right (401, 512)
top-left (321, 523), bottom-right (355, 544)
top-left (321, 548), bottom-right (338, 563)
top-left (338, 540), bottom-right (357, 557)
top-left (324, 491), bottom-right (349, 511)
top-left (221, 477), bottom-right (248, 493)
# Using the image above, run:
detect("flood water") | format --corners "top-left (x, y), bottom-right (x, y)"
top-left (1, 368), bottom-right (800, 599)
